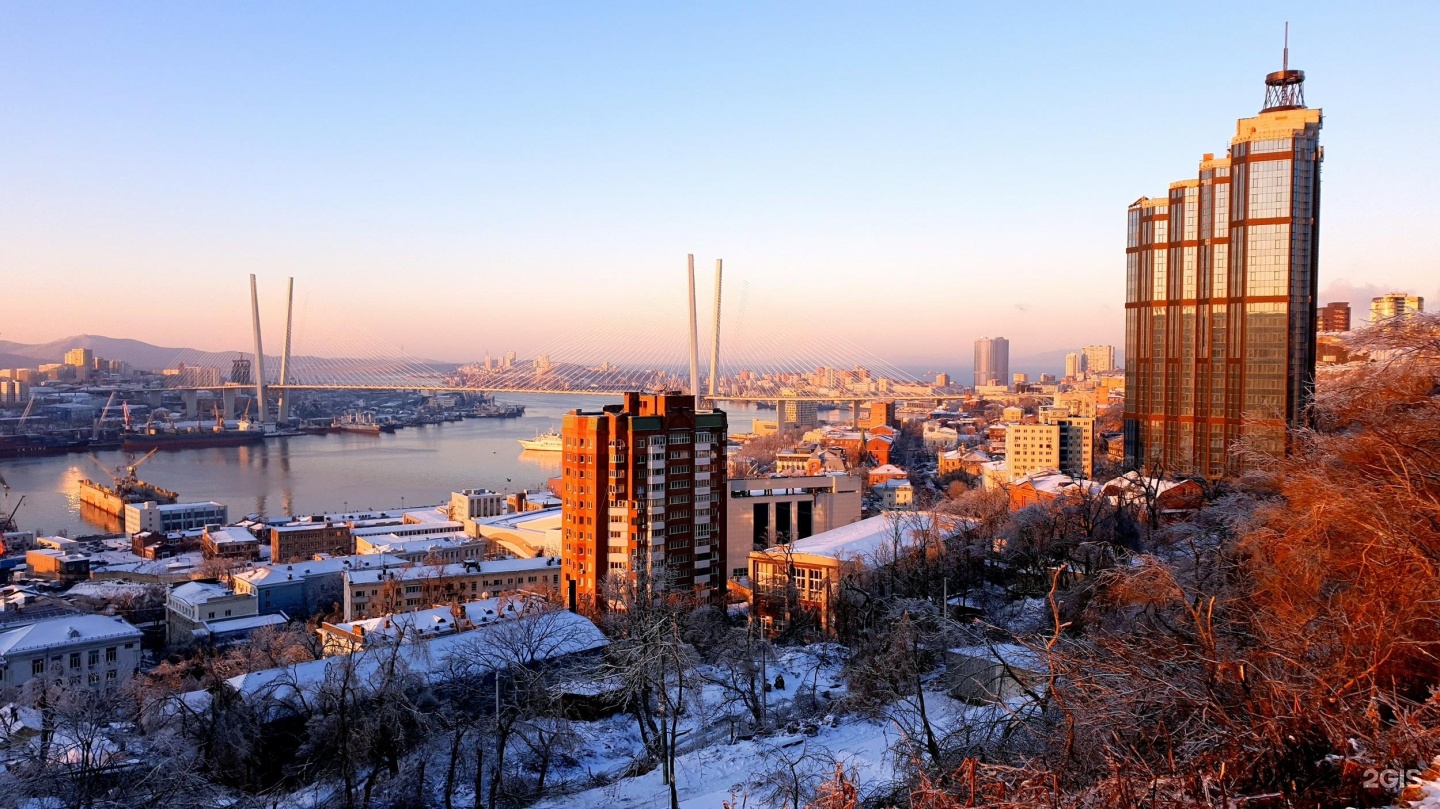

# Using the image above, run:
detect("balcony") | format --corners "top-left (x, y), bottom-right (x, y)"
top-left (695, 471), bottom-right (711, 483)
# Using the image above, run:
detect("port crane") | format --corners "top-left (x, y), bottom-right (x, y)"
top-left (92, 391), bottom-right (118, 441)
top-left (84, 448), bottom-right (177, 503)
top-left (0, 470), bottom-right (21, 534)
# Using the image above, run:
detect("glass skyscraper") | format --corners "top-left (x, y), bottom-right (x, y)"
top-left (974, 337), bottom-right (1010, 389)
top-left (1124, 63), bottom-right (1322, 478)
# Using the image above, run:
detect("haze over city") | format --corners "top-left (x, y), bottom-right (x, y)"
top-left (3, 3), bottom-right (1437, 365)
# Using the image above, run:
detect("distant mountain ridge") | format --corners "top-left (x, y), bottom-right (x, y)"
top-left (0, 335), bottom-right (460, 375)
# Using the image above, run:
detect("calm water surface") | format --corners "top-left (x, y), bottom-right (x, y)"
top-left (1, 394), bottom-right (768, 537)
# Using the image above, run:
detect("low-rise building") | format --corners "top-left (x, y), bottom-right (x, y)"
top-left (0, 614), bottom-right (143, 691)
top-left (125, 501), bottom-right (228, 535)
top-left (132, 531), bottom-right (203, 560)
top-left (876, 479), bottom-right (914, 509)
top-left (472, 507), bottom-right (564, 558)
top-left (867, 464), bottom-right (908, 487)
top-left (342, 557), bottom-right (562, 621)
top-left (726, 474), bottom-right (862, 582)
top-left (202, 526), bottom-right (262, 561)
top-left (167, 581), bottom-right (259, 645)
top-left (450, 489), bottom-right (504, 522)
top-left (270, 521), bottom-right (353, 563)
top-left (317, 594), bottom-right (540, 655)
top-left (25, 548), bottom-right (90, 581)
top-left (353, 533), bottom-right (486, 563)
top-left (748, 512), bottom-right (942, 636)
top-left (232, 554), bottom-right (411, 619)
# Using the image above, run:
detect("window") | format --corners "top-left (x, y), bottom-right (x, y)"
top-left (106, 670), bottom-right (117, 682)
top-left (69, 652), bottom-right (80, 670)
top-left (88, 650), bottom-right (99, 667)
top-left (32, 659), bottom-right (44, 676)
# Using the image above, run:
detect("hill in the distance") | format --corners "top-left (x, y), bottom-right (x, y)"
top-left (0, 335), bottom-right (460, 374)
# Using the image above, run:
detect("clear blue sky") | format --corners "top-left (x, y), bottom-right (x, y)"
top-left (3, 2), bottom-right (1437, 369)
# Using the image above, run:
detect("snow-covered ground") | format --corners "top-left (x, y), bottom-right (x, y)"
top-left (533, 644), bottom-right (1033, 809)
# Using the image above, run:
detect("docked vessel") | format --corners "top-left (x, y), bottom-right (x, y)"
top-left (0, 434), bottom-right (87, 459)
top-left (470, 401), bottom-right (526, 418)
top-left (120, 428), bottom-right (264, 451)
top-left (78, 450), bottom-right (180, 517)
top-left (517, 429), bottom-right (563, 452)
top-left (337, 412), bottom-right (396, 434)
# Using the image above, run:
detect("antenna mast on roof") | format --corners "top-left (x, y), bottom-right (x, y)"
top-left (1262, 21), bottom-right (1306, 112)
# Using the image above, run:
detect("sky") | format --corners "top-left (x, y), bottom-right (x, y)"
top-left (2, 2), bottom-right (1438, 371)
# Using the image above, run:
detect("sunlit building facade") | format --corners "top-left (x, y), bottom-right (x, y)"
top-left (561, 393), bottom-right (727, 611)
top-left (973, 337), bottom-right (1010, 389)
top-left (1125, 65), bottom-right (1322, 477)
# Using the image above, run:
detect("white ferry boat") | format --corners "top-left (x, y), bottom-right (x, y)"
top-left (517, 429), bottom-right (563, 452)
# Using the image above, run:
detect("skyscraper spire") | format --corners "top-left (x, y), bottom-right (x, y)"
top-left (1263, 22), bottom-right (1306, 112)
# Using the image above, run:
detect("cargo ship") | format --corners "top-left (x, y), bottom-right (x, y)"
top-left (0, 434), bottom-right (88, 459)
top-left (337, 412), bottom-right (396, 434)
top-left (78, 450), bottom-right (180, 518)
top-left (120, 427), bottom-right (264, 451)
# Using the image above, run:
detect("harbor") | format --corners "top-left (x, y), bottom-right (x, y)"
top-left (0, 394), bottom-right (768, 538)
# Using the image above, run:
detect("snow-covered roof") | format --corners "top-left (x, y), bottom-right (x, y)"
top-left (326, 595), bottom-right (541, 641)
top-left (398, 507), bottom-right (451, 524)
top-left (204, 527), bottom-right (256, 546)
top-left (351, 521), bottom-right (465, 537)
top-left (186, 609), bottom-right (607, 714)
top-left (203, 613), bottom-right (287, 635)
top-left (357, 534), bottom-right (477, 554)
top-left (869, 464), bottom-right (907, 477)
top-left (233, 554), bottom-right (411, 587)
top-left (0, 614), bottom-right (141, 657)
top-left (344, 556), bottom-right (561, 585)
top-left (476, 506), bottom-right (563, 531)
top-left (772, 513), bottom-right (935, 562)
top-left (168, 581), bottom-right (240, 607)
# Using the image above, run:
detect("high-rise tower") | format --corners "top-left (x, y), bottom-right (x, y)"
top-left (1124, 50), bottom-right (1322, 477)
top-left (973, 337), bottom-right (1010, 389)
top-left (560, 393), bottom-right (728, 612)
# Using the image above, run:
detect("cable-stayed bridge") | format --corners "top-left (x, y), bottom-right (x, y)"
top-left (162, 261), bottom-right (959, 420)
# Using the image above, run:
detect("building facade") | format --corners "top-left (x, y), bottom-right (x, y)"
top-left (1082, 345), bottom-right (1116, 374)
top-left (124, 501), bottom-right (229, 535)
top-left (1124, 64), bottom-right (1322, 477)
top-left (0, 615), bottom-right (143, 692)
top-left (560, 392), bottom-right (727, 610)
top-left (1370, 293), bottom-right (1423, 323)
top-left (973, 337), bottom-right (1010, 389)
top-left (726, 474), bottom-right (862, 581)
top-left (1317, 301), bottom-right (1351, 332)
top-left (270, 521), bottom-right (353, 562)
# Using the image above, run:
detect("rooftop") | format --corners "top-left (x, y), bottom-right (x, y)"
top-left (344, 556), bottom-right (561, 585)
top-left (233, 554), bottom-right (412, 586)
top-left (204, 527), bottom-right (256, 546)
top-left (169, 581), bottom-right (241, 607)
top-left (0, 614), bottom-right (142, 657)
top-left (770, 512), bottom-right (938, 562)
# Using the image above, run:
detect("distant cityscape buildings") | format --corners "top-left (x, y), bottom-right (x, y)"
top-left (1370, 292), bottom-right (1424, 323)
top-left (1081, 345), bottom-right (1115, 374)
top-left (1317, 301), bottom-right (1351, 332)
top-left (973, 337), bottom-right (1010, 388)
top-left (1124, 61), bottom-right (1322, 477)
